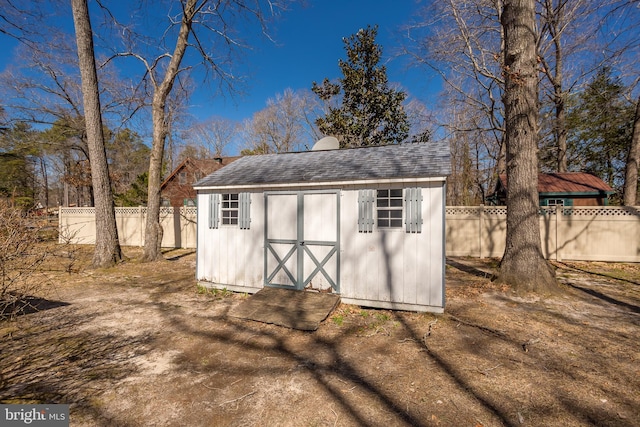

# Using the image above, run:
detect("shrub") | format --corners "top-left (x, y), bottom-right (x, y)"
top-left (0, 200), bottom-right (48, 319)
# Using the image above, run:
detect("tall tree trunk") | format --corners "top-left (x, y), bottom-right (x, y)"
top-left (142, 0), bottom-right (197, 262)
top-left (553, 47), bottom-right (567, 173)
top-left (496, 0), bottom-right (557, 294)
top-left (623, 97), bottom-right (640, 206)
top-left (71, 0), bottom-right (122, 267)
top-left (40, 157), bottom-right (48, 210)
top-left (143, 98), bottom-right (167, 262)
top-left (546, 0), bottom-right (568, 173)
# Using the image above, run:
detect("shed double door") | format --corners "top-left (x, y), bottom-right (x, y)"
top-left (265, 191), bottom-right (340, 292)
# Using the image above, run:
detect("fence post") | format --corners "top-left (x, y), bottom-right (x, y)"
top-left (58, 206), bottom-right (62, 244)
top-left (139, 206), bottom-right (144, 247)
top-left (479, 204), bottom-right (484, 259)
top-left (556, 205), bottom-right (562, 262)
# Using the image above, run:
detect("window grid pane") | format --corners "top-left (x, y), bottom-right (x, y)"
top-left (377, 189), bottom-right (403, 229)
top-left (221, 193), bottom-right (239, 225)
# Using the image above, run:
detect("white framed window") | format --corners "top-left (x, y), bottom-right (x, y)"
top-left (209, 193), bottom-right (251, 229)
top-left (547, 199), bottom-right (565, 206)
top-left (358, 188), bottom-right (422, 233)
top-left (377, 189), bottom-right (403, 228)
top-left (221, 193), bottom-right (239, 225)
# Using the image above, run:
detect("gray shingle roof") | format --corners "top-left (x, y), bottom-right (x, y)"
top-left (194, 142), bottom-right (451, 188)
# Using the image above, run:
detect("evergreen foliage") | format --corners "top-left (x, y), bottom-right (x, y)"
top-left (114, 172), bottom-right (148, 207)
top-left (0, 123), bottom-right (38, 208)
top-left (566, 67), bottom-right (635, 190)
top-left (312, 25), bottom-right (409, 147)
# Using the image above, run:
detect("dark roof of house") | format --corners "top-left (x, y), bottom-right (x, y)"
top-left (194, 142), bottom-right (451, 188)
top-left (497, 172), bottom-right (614, 194)
top-left (161, 156), bottom-right (241, 189)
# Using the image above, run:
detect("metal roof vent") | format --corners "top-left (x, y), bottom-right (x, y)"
top-left (311, 136), bottom-right (339, 151)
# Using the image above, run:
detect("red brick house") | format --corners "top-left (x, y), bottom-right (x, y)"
top-left (489, 172), bottom-right (615, 206)
top-left (161, 157), bottom-right (240, 207)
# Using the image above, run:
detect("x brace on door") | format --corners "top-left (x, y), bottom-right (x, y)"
top-left (264, 191), bottom-right (340, 292)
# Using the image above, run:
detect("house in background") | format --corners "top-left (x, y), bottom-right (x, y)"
top-left (193, 141), bottom-right (451, 313)
top-left (160, 157), bottom-right (240, 207)
top-left (489, 172), bottom-right (615, 206)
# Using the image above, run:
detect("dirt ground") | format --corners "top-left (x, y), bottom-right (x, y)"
top-left (1, 246), bottom-right (638, 427)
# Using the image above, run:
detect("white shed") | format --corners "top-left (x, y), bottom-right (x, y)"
top-left (193, 142), bottom-right (451, 313)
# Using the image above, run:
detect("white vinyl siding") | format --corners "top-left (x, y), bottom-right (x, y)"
top-left (197, 181), bottom-right (447, 313)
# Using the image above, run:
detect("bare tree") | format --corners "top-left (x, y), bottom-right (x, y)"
top-left (0, 11), bottom-right (148, 210)
top-left (176, 143), bottom-right (211, 163)
top-left (185, 116), bottom-right (239, 157)
top-left (536, 0), bottom-right (640, 173)
top-left (495, 0), bottom-right (557, 293)
top-left (404, 98), bottom-right (434, 143)
top-left (536, 0), bottom-right (595, 172)
top-left (101, 0), bottom-right (283, 261)
top-left (241, 88), bottom-right (311, 154)
top-left (443, 103), bottom-right (490, 205)
top-left (406, 0), bottom-right (639, 198)
top-left (71, 0), bottom-right (122, 267)
top-left (1, 1), bottom-right (128, 263)
top-left (404, 0), bottom-right (507, 191)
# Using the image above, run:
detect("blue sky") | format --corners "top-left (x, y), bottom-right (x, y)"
top-left (0, 0), bottom-right (440, 126)
top-left (193, 0), bottom-right (440, 122)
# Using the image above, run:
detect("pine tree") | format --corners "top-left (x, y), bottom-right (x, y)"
top-left (566, 67), bottom-right (634, 191)
top-left (312, 25), bottom-right (409, 147)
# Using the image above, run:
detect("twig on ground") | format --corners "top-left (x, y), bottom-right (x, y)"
top-left (366, 326), bottom-right (389, 337)
top-left (202, 383), bottom-right (222, 390)
top-left (448, 315), bottom-right (506, 337)
top-left (331, 405), bottom-right (338, 427)
top-left (449, 398), bottom-right (460, 410)
top-left (423, 318), bottom-right (438, 341)
top-left (218, 391), bottom-right (256, 406)
top-left (479, 363), bottom-right (502, 376)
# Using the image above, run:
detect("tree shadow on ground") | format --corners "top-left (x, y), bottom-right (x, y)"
top-left (556, 261), bottom-right (640, 286)
top-left (149, 289), bottom-right (431, 426)
top-left (161, 248), bottom-right (196, 261)
top-left (446, 258), bottom-right (496, 279)
top-left (0, 295), bottom-right (155, 425)
top-left (565, 282), bottom-right (640, 314)
top-left (0, 295), bottom-right (69, 319)
top-left (3, 252), bottom-right (638, 426)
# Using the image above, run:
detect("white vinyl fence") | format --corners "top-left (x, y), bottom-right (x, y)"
top-left (59, 205), bottom-right (640, 262)
top-left (446, 206), bottom-right (640, 262)
top-left (59, 206), bottom-right (197, 249)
